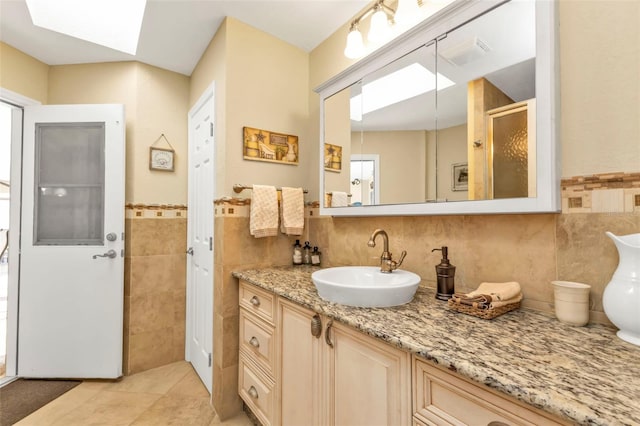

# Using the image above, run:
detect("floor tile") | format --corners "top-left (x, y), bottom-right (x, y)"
top-left (104, 361), bottom-right (192, 395)
top-left (15, 382), bottom-right (109, 426)
top-left (50, 390), bottom-right (161, 426)
top-left (130, 395), bottom-right (215, 425)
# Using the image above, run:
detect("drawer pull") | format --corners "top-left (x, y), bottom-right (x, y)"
top-left (249, 295), bottom-right (261, 307)
top-left (325, 319), bottom-right (334, 348)
top-left (247, 385), bottom-right (259, 399)
top-left (249, 336), bottom-right (260, 348)
top-left (311, 314), bottom-right (322, 338)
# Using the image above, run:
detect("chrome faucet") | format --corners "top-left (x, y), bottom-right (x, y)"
top-left (367, 229), bottom-right (406, 273)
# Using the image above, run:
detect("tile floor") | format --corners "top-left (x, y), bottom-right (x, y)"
top-left (15, 361), bottom-right (252, 426)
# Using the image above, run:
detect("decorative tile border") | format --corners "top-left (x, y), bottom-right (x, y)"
top-left (125, 203), bottom-right (187, 219)
top-left (561, 172), bottom-right (640, 214)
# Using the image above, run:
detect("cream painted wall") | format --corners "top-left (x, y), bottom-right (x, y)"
top-left (190, 20), bottom-right (227, 199)
top-left (0, 42), bottom-right (48, 103)
top-left (559, 0), bottom-right (640, 177)
top-left (352, 130), bottom-right (427, 204)
top-left (224, 18), bottom-right (310, 198)
top-left (434, 124), bottom-right (467, 202)
top-left (324, 88), bottom-right (351, 201)
top-left (135, 63), bottom-right (190, 204)
top-left (48, 62), bottom-right (189, 204)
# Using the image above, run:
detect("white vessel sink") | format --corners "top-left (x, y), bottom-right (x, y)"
top-left (311, 266), bottom-right (421, 308)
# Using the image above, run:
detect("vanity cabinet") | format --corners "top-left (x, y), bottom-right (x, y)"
top-left (278, 297), bottom-right (411, 426)
top-left (239, 280), bottom-right (566, 426)
top-left (413, 358), bottom-right (567, 426)
top-left (238, 283), bottom-right (277, 426)
top-left (239, 280), bottom-right (411, 426)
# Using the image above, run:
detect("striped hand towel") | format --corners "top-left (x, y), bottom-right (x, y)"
top-left (280, 187), bottom-right (304, 235)
top-left (250, 185), bottom-right (278, 238)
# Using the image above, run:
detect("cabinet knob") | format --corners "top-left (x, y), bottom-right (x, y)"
top-left (249, 296), bottom-right (261, 307)
top-left (311, 314), bottom-right (322, 338)
top-left (247, 385), bottom-right (259, 399)
top-left (487, 422), bottom-right (510, 426)
top-left (249, 336), bottom-right (260, 348)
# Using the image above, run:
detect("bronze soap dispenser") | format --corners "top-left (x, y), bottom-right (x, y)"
top-left (432, 246), bottom-right (455, 301)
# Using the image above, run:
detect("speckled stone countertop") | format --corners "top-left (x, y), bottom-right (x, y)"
top-left (233, 266), bottom-right (640, 426)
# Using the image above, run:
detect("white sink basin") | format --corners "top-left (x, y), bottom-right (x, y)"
top-left (311, 266), bottom-right (421, 308)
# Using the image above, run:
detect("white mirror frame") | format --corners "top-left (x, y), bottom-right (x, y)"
top-left (316, 0), bottom-right (559, 216)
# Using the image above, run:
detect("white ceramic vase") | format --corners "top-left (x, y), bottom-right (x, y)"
top-left (603, 232), bottom-right (640, 346)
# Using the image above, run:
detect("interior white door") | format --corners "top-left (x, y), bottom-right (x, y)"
top-left (18, 104), bottom-right (125, 378)
top-left (186, 84), bottom-right (215, 392)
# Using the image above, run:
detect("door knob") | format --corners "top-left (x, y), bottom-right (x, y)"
top-left (186, 247), bottom-right (194, 255)
top-left (106, 232), bottom-right (117, 241)
top-left (92, 249), bottom-right (117, 259)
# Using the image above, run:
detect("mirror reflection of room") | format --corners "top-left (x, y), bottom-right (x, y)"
top-left (323, 0), bottom-right (536, 207)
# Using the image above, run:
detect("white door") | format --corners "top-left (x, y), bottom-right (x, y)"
top-left (18, 104), bottom-right (125, 378)
top-left (186, 84), bottom-right (215, 392)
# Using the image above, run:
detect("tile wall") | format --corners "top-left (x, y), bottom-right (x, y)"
top-left (124, 204), bottom-right (188, 375)
top-left (127, 172), bottom-right (639, 419)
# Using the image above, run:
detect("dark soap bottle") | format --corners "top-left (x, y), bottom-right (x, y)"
top-left (432, 246), bottom-right (455, 301)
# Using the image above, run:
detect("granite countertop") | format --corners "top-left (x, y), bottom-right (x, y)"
top-left (233, 266), bottom-right (640, 426)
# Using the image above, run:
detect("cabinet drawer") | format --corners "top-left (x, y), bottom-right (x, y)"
top-left (239, 280), bottom-right (275, 324)
top-left (414, 358), bottom-right (566, 426)
top-left (239, 308), bottom-right (275, 376)
top-left (239, 353), bottom-right (275, 426)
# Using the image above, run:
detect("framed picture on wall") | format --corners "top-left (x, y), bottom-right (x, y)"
top-left (452, 162), bottom-right (468, 191)
top-left (324, 143), bottom-right (342, 172)
top-left (149, 147), bottom-right (175, 172)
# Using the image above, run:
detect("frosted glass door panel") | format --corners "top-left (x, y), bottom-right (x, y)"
top-left (491, 110), bottom-right (528, 199)
top-left (34, 123), bottom-right (105, 245)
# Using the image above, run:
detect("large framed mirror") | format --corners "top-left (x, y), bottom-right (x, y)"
top-left (316, 0), bottom-right (559, 216)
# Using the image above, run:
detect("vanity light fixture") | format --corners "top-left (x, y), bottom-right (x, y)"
top-left (25, 0), bottom-right (147, 55)
top-left (344, 0), bottom-right (396, 59)
top-left (344, 0), bottom-right (457, 59)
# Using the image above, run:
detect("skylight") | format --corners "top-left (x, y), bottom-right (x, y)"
top-left (350, 63), bottom-right (455, 121)
top-left (25, 0), bottom-right (147, 55)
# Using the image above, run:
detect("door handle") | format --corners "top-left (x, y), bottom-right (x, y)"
top-left (186, 247), bottom-right (194, 255)
top-left (92, 249), bottom-right (117, 259)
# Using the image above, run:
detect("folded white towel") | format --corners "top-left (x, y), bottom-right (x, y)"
top-left (250, 185), bottom-right (278, 238)
top-left (280, 187), bottom-right (304, 236)
top-left (331, 191), bottom-right (348, 207)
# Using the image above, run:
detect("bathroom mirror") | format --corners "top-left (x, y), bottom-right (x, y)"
top-left (317, 0), bottom-right (559, 216)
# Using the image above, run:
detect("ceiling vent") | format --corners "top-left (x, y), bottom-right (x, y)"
top-left (439, 36), bottom-right (491, 67)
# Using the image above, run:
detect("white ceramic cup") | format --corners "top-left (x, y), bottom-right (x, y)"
top-left (551, 281), bottom-right (591, 326)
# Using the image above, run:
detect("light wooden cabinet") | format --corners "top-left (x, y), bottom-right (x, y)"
top-left (239, 280), bottom-right (566, 426)
top-left (238, 283), bottom-right (277, 426)
top-left (413, 358), bottom-right (568, 426)
top-left (327, 320), bottom-right (411, 426)
top-left (278, 298), bottom-right (325, 426)
top-left (277, 297), bottom-right (411, 426)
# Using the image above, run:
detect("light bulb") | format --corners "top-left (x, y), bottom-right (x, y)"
top-left (344, 27), bottom-right (365, 59)
top-left (368, 8), bottom-right (391, 43)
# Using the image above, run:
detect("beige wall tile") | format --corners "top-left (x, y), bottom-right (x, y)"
top-left (129, 255), bottom-right (184, 296)
top-left (220, 266), bottom-right (240, 318)
top-left (215, 364), bottom-right (243, 421)
top-left (129, 218), bottom-right (187, 256)
top-left (556, 213), bottom-right (640, 312)
top-left (129, 291), bottom-right (176, 335)
top-left (128, 329), bottom-right (177, 374)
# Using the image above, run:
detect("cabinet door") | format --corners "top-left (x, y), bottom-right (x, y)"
top-left (278, 299), bottom-right (324, 426)
top-left (327, 321), bottom-right (411, 426)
